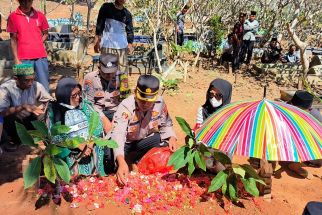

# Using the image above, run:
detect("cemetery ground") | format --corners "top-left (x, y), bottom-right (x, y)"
top-left (0, 65), bottom-right (321, 215)
top-left (0, 0), bottom-right (321, 214)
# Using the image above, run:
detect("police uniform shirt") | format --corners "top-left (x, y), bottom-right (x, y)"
top-left (83, 70), bottom-right (122, 116)
top-left (111, 95), bottom-right (176, 157)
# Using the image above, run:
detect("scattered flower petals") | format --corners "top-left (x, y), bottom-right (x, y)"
top-left (132, 204), bottom-right (143, 213)
top-left (39, 172), bottom-right (212, 213)
top-left (70, 203), bottom-right (79, 208)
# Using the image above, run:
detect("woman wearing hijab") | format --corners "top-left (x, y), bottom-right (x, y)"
top-left (195, 78), bottom-right (232, 128)
top-left (48, 77), bottom-right (106, 176)
top-left (194, 78), bottom-right (232, 173)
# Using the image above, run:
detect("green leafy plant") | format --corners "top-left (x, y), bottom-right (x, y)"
top-left (17, 111), bottom-right (118, 189)
top-left (167, 117), bottom-right (210, 176)
top-left (207, 152), bottom-right (265, 202)
top-left (170, 41), bottom-right (195, 58)
top-left (162, 79), bottom-right (179, 91)
top-left (208, 15), bottom-right (225, 54)
top-left (168, 116), bottom-right (265, 202)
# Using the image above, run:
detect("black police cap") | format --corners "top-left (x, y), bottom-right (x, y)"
top-left (136, 75), bottom-right (160, 102)
top-left (99, 53), bottom-right (118, 73)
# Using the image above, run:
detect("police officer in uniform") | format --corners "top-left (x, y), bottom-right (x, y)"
top-left (83, 54), bottom-right (127, 133)
top-left (111, 75), bottom-right (177, 184)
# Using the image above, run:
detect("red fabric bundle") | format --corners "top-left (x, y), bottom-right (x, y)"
top-left (137, 147), bottom-right (174, 174)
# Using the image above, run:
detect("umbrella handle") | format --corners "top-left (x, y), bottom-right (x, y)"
top-left (263, 86), bottom-right (267, 98)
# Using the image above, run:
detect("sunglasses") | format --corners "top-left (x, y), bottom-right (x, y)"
top-left (71, 91), bottom-right (82, 99)
top-left (210, 92), bottom-right (223, 100)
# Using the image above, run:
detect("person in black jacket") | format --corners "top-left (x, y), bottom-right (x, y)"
top-left (232, 13), bottom-right (246, 71)
top-left (261, 37), bottom-right (282, 63)
top-left (176, 5), bottom-right (189, 46)
top-left (94, 0), bottom-right (134, 74)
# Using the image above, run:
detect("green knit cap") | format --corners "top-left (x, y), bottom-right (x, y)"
top-left (13, 64), bottom-right (34, 76)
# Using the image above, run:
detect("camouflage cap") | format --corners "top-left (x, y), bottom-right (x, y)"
top-left (13, 64), bottom-right (34, 76)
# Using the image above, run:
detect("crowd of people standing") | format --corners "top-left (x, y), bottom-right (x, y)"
top-left (221, 11), bottom-right (300, 70)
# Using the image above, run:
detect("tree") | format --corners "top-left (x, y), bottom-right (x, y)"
top-left (129, 0), bottom-right (181, 74)
top-left (127, 0), bottom-right (320, 88)
top-left (86, 0), bottom-right (99, 34)
top-left (285, 0), bottom-right (321, 88)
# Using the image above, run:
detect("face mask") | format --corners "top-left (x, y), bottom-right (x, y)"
top-left (210, 98), bottom-right (222, 108)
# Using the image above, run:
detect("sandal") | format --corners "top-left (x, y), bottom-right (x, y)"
top-left (304, 160), bottom-right (322, 168)
top-left (288, 162), bottom-right (312, 179)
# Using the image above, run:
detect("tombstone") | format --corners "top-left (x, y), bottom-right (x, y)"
top-left (51, 36), bottom-right (88, 66)
top-left (308, 55), bottom-right (322, 76)
top-left (309, 55), bottom-right (322, 68)
top-left (308, 65), bottom-right (322, 76)
top-left (258, 160), bottom-right (273, 201)
top-left (59, 24), bottom-right (73, 34)
top-left (0, 40), bottom-right (14, 84)
top-left (53, 50), bottom-right (76, 65)
top-left (72, 36), bottom-right (87, 64)
top-left (46, 41), bottom-right (74, 52)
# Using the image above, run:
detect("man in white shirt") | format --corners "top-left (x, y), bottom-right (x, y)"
top-left (240, 11), bottom-right (259, 65)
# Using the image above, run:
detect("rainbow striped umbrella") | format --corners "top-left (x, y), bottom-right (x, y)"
top-left (195, 99), bottom-right (322, 162)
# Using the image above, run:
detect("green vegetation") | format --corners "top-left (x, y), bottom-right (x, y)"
top-left (168, 117), bottom-right (265, 202)
top-left (17, 111), bottom-right (117, 189)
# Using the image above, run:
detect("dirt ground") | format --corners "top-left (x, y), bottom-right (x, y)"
top-left (0, 1), bottom-right (321, 214)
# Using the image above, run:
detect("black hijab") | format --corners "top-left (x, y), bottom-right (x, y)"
top-left (202, 78), bottom-right (232, 120)
top-left (51, 77), bottom-right (82, 124)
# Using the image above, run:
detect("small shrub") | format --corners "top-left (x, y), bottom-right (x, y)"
top-left (168, 117), bottom-right (265, 202)
top-left (163, 79), bottom-right (179, 91)
top-left (208, 15), bottom-right (225, 54)
top-left (17, 112), bottom-right (118, 208)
